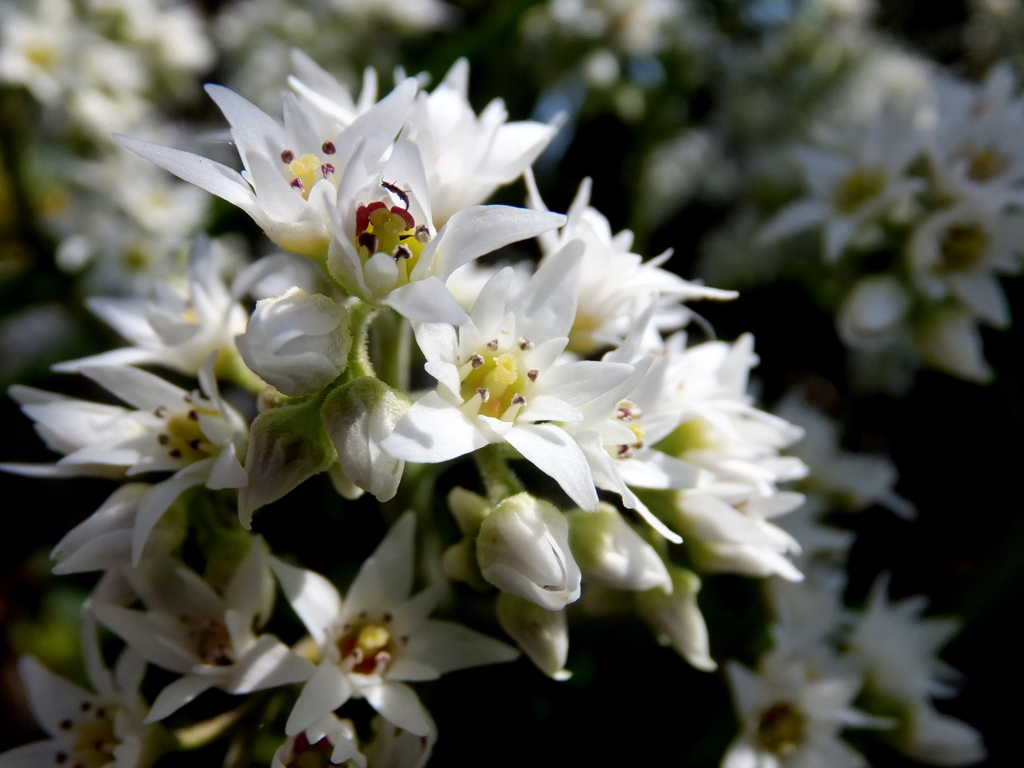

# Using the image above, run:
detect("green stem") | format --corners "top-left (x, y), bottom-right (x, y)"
top-left (216, 349), bottom-right (265, 395)
top-left (347, 299), bottom-right (379, 379)
top-left (473, 444), bottom-right (524, 505)
top-left (370, 307), bottom-right (412, 392)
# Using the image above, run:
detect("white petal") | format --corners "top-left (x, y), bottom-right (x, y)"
top-left (400, 620), bottom-right (518, 676)
top-left (145, 675), bottom-right (216, 723)
top-left (0, 741), bottom-right (70, 768)
top-left (132, 460), bottom-right (213, 565)
top-left (286, 664), bottom-right (352, 736)
top-left (360, 681), bottom-right (433, 737)
top-left (535, 361), bottom-right (634, 406)
top-left (207, 443), bottom-right (248, 490)
top-left (91, 604), bottom-right (196, 673)
top-left (269, 557), bottom-right (343, 645)
top-left (381, 391), bottom-right (489, 463)
top-left (502, 423), bottom-right (598, 511)
top-left (78, 364), bottom-right (187, 412)
top-left (17, 657), bottom-right (93, 737)
top-left (517, 395), bottom-right (583, 423)
top-left (384, 278), bottom-right (468, 325)
top-left (345, 512), bottom-right (416, 616)
top-left (411, 322), bottom-right (457, 365)
top-left (512, 239), bottom-right (584, 342)
top-left (756, 199), bottom-right (827, 244)
top-left (227, 635), bottom-right (315, 693)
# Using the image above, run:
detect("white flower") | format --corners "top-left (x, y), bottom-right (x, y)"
top-left (908, 201), bottom-right (1024, 329)
top-left (330, 0), bottom-right (455, 32)
top-left (760, 117), bottom-right (925, 262)
top-left (271, 715), bottom-right (365, 768)
top-left (116, 76), bottom-right (418, 256)
top-left (1, 356), bottom-right (248, 562)
top-left (475, 492), bottom-right (582, 610)
top-left (402, 59), bottom-right (558, 225)
top-left (381, 243), bottom-right (638, 511)
top-left (526, 171), bottom-right (735, 355)
top-left (774, 392), bottom-right (913, 517)
top-left (55, 239), bottom-right (248, 376)
top-left (94, 541), bottom-right (314, 722)
top-left (0, 0), bottom-right (75, 104)
top-left (636, 566), bottom-right (716, 672)
top-left (567, 501), bottom-right (671, 592)
top-left (836, 274), bottom-right (912, 351)
top-left (273, 513), bottom-right (519, 737)
top-left (325, 135), bottom-right (564, 322)
top-left (845, 575), bottom-right (985, 766)
top-left (723, 654), bottom-right (887, 768)
top-left (287, 49), bottom-right (381, 135)
top-left (0, 618), bottom-right (153, 768)
top-left (495, 592), bottom-right (572, 681)
top-left (237, 287), bottom-right (352, 396)
top-left (928, 63), bottom-right (1024, 210)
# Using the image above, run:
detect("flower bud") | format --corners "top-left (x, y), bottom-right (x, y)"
top-left (476, 493), bottom-right (581, 611)
top-left (567, 502), bottom-right (672, 593)
top-left (495, 592), bottom-right (571, 681)
top-left (321, 376), bottom-right (410, 502)
top-left (236, 287), bottom-right (352, 397)
top-left (836, 275), bottom-right (910, 350)
top-left (636, 566), bottom-right (716, 672)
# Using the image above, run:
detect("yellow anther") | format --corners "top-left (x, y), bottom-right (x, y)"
top-left (288, 154), bottom-right (321, 199)
top-left (628, 422), bottom-right (646, 445)
top-left (356, 625), bottom-right (391, 655)
top-left (834, 167), bottom-right (886, 213)
top-left (73, 716), bottom-right (119, 768)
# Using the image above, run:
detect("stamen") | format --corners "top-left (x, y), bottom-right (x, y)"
top-left (470, 354), bottom-right (484, 369)
top-left (528, 369), bottom-right (538, 382)
top-left (487, 339), bottom-right (499, 350)
top-left (512, 393), bottom-right (527, 406)
top-left (189, 439), bottom-right (201, 450)
top-left (321, 141), bottom-right (336, 155)
top-left (518, 337), bottom-right (533, 350)
top-left (280, 149), bottom-right (294, 164)
top-left (153, 406), bottom-right (166, 418)
top-left (169, 449), bottom-right (182, 458)
top-left (188, 410), bottom-right (199, 421)
top-left (321, 163), bottom-right (335, 177)
top-left (157, 433), bottom-right (170, 445)
top-left (289, 178), bottom-right (304, 191)
top-left (415, 224), bottom-right (430, 242)
top-left (476, 387), bottom-right (491, 402)
top-left (358, 232), bottom-right (379, 253)
top-left (393, 244), bottom-right (412, 260)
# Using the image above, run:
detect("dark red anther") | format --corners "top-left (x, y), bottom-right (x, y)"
top-left (293, 732), bottom-right (310, 752)
top-left (280, 149), bottom-right (294, 163)
top-left (321, 163), bottom-right (335, 177)
top-left (358, 232), bottom-right (379, 253)
top-left (356, 201), bottom-right (387, 234)
top-left (321, 141), bottom-right (336, 155)
top-left (390, 206), bottom-right (415, 230)
top-left (289, 178), bottom-right (304, 191)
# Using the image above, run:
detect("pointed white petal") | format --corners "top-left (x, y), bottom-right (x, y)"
top-left (360, 681), bottom-right (432, 737)
top-left (78, 364), bottom-right (187, 412)
top-left (227, 635), bottom-right (315, 693)
top-left (286, 664), bottom-right (352, 736)
top-left (269, 557), bottom-right (343, 645)
top-left (502, 423), bottom-right (598, 511)
top-left (384, 278), bottom-right (468, 325)
top-left (401, 620), bottom-right (518, 676)
top-left (380, 391), bottom-right (489, 463)
top-left (345, 512), bottom-right (416, 616)
top-left (17, 657), bottom-right (94, 737)
top-left (132, 460), bottom-right (213, 564)
top-left (145, 675), bottom-right (216, 723)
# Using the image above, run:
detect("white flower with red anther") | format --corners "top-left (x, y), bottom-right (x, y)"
top-left (403, 58), bottom-right (558, 226)
top-left (381, 243), bottom-right (639, 512)
top-left (0, 612), bottom-right (154, 768)
top-left (325, 136), bottom-right (563, 323)
top-left (93, 540), bottom-right (314, 723)
top-left (54, 238), bottom-right (249, 376)
top-left (526, 171), bottom-right (736, 355)
top-left (2, 355), bottom-right (248, 563)
top-left (115, 76), bottom-right (418, 257)
top-left (271, 715), bottom-right (365, 768)
top-left (274, 513), bottom-right (518, 738)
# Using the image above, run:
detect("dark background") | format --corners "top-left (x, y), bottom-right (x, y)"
top-left (1, 0), bottom-right (1019, 765)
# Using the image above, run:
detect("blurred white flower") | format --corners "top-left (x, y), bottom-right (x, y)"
top-left (836, 274), bottom-right (912, 351)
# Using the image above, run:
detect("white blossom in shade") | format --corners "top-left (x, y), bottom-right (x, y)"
top-left (381, 243), bottom-right (638, 512)
top-left (0, 0), bottom-right (75, 104)
top-left (401, 59), bottom-right (558, 225)
top-left (273, 513), bottom-right (519, 738)
top-left (271, 715), bottom-right (365, 768)
top-left (115, 76), bottom-right (418, 257)
top-left (93, 541), bottom-right (315, 723)
top-left (526, 171), bottom-right (736, 355)
top-left (361, 714), bottom-right (436, 768)
top-left (636, 566), bottom-right (716, 672)
top-left (836, 275), bottom-right (912, 351)
top-left (495, 592), bottom-right (572, 681)
top-left (759, 117), bottom-right (925, 262)
top-left (49, 483), bottom-right (185, 575)
top-left (1, 356), bottom-right (248, 562)
top-left (321, 377), bottom-right (410, 502)
top-left (325, 135), bottom-right (564, 323)
top-left (899, 701), bottom-right (987, 768)
top-left (722, 654), bottom-right (889, 768)
top-left (54, 239), bottom-right (249, 376)
top-left (927, 63), bottom-right (1024, 210)
top-left (566, 502), bottom-right (671, 593)
top-left (236, 287), bottom-right (352, 396)
top-left (330, 0), bottom-right (455, 31)
top-left (774, 392), bottom-right (914, 517)
top-left (0, 615), bottom-right (153, 768)
top-left (908, 201), bottom-right (1024, 330)
top-left (918, 306), bottom-right (993, 383)
top-left (476, 493), bottom-right (582, 611)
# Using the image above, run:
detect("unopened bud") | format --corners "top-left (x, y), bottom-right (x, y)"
top-left (236, 288), bottom-right (351, 397)
top-left (321, 377), bottom-right (410, 502)
top-left (567, 502), bottom-right (672, 593)
top-left (476, 493), bottom-right (581, 611)
top-left (636, 566), bottom-right (716, 672)
top-left (496, 593), bottom-right (571, 681)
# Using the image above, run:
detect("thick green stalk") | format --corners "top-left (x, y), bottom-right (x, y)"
top-left (473, 444), bottom-right (524, 505)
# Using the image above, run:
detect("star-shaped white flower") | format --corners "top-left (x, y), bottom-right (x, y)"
top-left (381, 242), bottom-right (639, 511)
top-left (2, 355), bottom-right (248, 562)
top-left (94, 541), bottom-right (314, 723)
top-left (274, 513), bottom-right (519, 738)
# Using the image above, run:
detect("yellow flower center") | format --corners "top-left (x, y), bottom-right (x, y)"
top-left (756, 702), bottom-right (806, 756)
top-left (939, 223), bottom-right (988, 272)
top-left (156, 401), bottom-right (221, 464)
top-left (458, 343), bottom-right (536, 420)
top-left (193, 619), bottom-right (235, 666)
top-left (967, 146), bottom-right (1009, 182)
top-left (337, 618), bottom-right (400, 676)
top-left (54, 701), bottom-right (120, 768)
top-left (834, 167), bottom-right (886, 214)
top-left (25, 41), bottom-right (58, 71)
